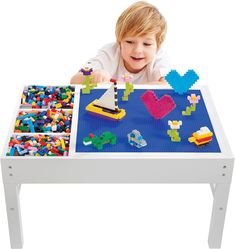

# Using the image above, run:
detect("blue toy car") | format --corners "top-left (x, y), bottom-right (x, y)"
top-left (127, 129), bottom-right (147, 148)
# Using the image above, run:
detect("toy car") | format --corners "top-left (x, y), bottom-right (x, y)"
top-left (127, 129), bottom-right (147, 148)
top-left (188, 126), bottom-right (213, 146)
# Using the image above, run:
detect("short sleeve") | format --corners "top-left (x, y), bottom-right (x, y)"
top-left (151, 47), bottom-right (171, 78)
top-left (85, 43), bottom-right (120, 76)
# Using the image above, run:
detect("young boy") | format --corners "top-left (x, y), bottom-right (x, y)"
top-left (71, 1), bottom-right (170, 84)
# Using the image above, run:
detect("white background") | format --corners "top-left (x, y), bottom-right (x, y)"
top-left (0, 0), bottom-right (235, 248)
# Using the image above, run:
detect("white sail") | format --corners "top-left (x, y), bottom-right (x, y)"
top-left (94, 85), bottom-right (118, 110)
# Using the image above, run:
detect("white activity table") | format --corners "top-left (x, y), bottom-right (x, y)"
top-left (1, 84), bottom-right (234, 249)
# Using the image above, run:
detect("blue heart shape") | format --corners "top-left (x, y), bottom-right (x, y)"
top-left (165, 69), bottom-right (199, 94)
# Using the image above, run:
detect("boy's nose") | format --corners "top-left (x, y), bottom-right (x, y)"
top-left (133, 44), bottom-right (143, 54)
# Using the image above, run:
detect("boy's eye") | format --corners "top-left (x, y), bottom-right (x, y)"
top-left (126, 40), bottom-right (133, 44)
top-left (144, 43), bottom-right (152, 46)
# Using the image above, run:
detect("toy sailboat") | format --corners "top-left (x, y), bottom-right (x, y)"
top-left (85, 79), bottom-right (126, 120)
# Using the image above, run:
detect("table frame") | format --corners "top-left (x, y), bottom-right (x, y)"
top-left (1, 85), bottom-right (234, 249)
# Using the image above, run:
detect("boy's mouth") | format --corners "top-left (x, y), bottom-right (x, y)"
top-left (130, 56), bottom-right (144, 61)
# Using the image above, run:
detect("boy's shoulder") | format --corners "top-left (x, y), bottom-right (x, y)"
top-left (153, 46), bottom-right (168, 62)
top-left (155, 46), bottom-right (165, 56)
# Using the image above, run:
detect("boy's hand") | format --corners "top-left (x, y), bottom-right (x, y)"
top-left (158, 77), bottom-right (166, 85)
top-left (70, 72), bottom-right (85, 84)
top-left (144, 77), bottom-right (167, 85)
top-left (91, 69), bottom-right (111, 83)
top-left (70, 70), bottom-right (111, 84)
top-left (158, 77), bottom-right (167, 84)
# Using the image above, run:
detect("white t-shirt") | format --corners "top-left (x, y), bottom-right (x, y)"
top-left (86, 43), bottom-right (171, 83)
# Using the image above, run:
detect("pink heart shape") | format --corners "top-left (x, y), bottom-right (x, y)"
top-left (141, 90), bottom-right (176, 119)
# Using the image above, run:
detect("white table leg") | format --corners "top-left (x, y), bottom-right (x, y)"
top-left (3, 183), bottom-right (23, 249)
top-left (208, 183), bottom-right (231, 249)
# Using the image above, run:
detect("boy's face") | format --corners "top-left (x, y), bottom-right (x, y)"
top-left (120, 34), bottom-right (157, 73)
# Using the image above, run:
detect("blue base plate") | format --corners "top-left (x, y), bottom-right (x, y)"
top-left (75, 89), bottom-right (220, 153)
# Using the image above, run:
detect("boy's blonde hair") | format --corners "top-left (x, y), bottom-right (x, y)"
top-left (115, 1), bottom-right (167, 48)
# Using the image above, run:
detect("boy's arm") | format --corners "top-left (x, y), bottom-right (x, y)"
top-left (70, 69), bottom-right (111, 84)
top-left (144, 77), bottom-right (167, 85)
top-left (86, 43), bottom-right (118, 77)
top-left (70, 43), bottom-right (118, 84)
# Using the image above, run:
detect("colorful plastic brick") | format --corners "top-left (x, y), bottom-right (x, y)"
top-left (80, 63), bottom-right (97, 94)
top-left (121, 73), bottom-right (133, 83)
top-left (141, 90), bottom-right (176, 119)
top-left (6, 134), bottom-right (70, 156)
top-left (188, 93), bottom-right (201, 104)
top-left (14, 109), bottom-right (73, 133)
top-left (188, 126), bottom-right (213, 146)
top-left (21, 85), bottom-right (75, 109)
top-left (83, 131), bottom-right (117, 150)
top-left (86, 79), bottom-right (126, 120)
top-left (127, 129), bottom-right (147, 148)
top-left (182, 94), bottom-right (201, 116)
top-left (121, 73), bottom-right (134, 101)
top-left (167, 120), bottom-right (182, 142)
top-left (165, 69), bottom-right (199, 94)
